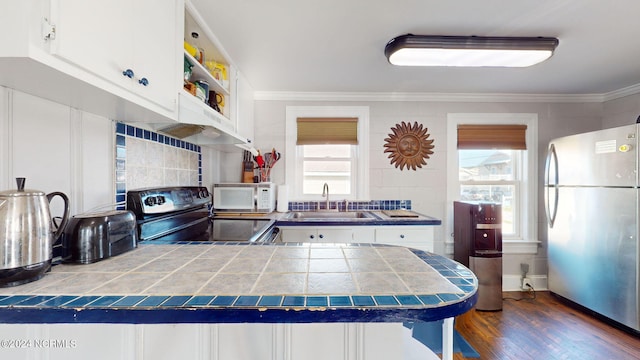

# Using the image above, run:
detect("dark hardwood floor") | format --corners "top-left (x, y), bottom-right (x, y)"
top-left (452, 291), bottom-right (640, 360)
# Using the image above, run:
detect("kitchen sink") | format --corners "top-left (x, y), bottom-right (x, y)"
top-left (285, 211), bottom-right (378, 221)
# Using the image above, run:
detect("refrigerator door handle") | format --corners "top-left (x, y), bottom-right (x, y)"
top-left (545, 144), bottom-right (559, 228)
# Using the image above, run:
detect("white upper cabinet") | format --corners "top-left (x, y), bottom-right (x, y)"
top-left (0, 0), bottom-right (253, 146)
top-left (50, 0), bottom-right (180, 111)
top-left (179, 3), bottom-right (237, 134)
top-left (0, 0), bottom-right (182, 124)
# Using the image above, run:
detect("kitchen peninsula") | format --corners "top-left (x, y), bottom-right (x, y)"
top-left (0, 242), bottom-right (476, 360)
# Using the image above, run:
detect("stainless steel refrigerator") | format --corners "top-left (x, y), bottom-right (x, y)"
top-left (545, 124), bottom-right (639, 332)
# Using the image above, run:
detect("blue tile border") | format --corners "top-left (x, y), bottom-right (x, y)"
top-left (306, 296), bottom-right (328, 307)
top-left (138, 296), bottom-right (169, 307)
top-left (234, 296), bottom-right (260, 307)
top-left (161, 296), bottom-right (192, 307)
top-left (283, 296), bottom-right (305, 307)
top-left (41, 296), bottom-right (79, 307)
top-left (114, 122), bottom-right (202, 210)
top-left (374, 295), bottom-right (399, 306)
top-left (288, 200), bottom-right (412, 212)
top-left (0, 243), bottom-right (477, 324)
top-left (329, 296), bottom-right (352, 307)
top-left (417, 295), bottom-right (442, 306)
top-left (66, 296), bottom-right (101, 307)
top-left (14, 295), bottom-right (56, 306)
top-left (352, 296), bottom-right (375, 306)
top-left (0, 295), bottom-right (32, 306)
top-left (396, 295), bottom-right (422, 306)
top-left (89, 296), bottom-right (123, 307)
top-left (112, 296), bottom-right (146, 307)
top-left (258, 296), bottom-right (283, 306)
top-left (211, 296), bottom-right (236, 306)
top-left (185, 296), bottom-right (214, 307)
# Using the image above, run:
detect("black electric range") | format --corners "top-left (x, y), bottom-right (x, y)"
top-left (126, 186), bottom-right (278, 243)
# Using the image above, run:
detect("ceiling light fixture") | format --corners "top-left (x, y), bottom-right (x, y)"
top-left (385, 34), bottom-right (559, 67)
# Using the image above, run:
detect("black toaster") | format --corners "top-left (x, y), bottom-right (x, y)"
top-left (58, 210), bottom-right (138, 264)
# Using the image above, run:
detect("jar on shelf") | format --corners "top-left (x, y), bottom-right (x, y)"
top-left (190, 31), bottom-right (204, 64)
top-left (184, 41), bottom-right (198, 59)
top-left (183, 56), bottom-right (193, 83)
top-left (194, 80), bottom-right (209, 103)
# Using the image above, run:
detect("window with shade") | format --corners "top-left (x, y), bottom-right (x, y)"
top-left (296, 117), bottom-right (358, 198)
top-left (457, 124), bottom-right (527, 238)
top-left (285, 107), bottom-right (370, 202)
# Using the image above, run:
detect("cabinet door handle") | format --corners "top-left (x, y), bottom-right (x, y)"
top-left (400, 234), bottom-right (405, 239)
top-left (122, 69), bottom-right (134, 78)
top-left (319, 234), bottom-right (324, 239)
top-left (309, 235), bottom-right (314, 239)
top-left (138, 77), bottom-right (149, 86)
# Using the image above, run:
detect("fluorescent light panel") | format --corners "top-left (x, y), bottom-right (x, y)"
top-left (385, 35), bottom-right (559, 67)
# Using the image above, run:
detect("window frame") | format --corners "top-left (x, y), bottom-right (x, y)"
top-left (446, 113), bottom-right (539, 255)
top-left (458, 149), bottom-right (523, 238)
top-left (299, 144), bottom-right (355, 197)
top-left (285, 106), bottom-right (370, 201)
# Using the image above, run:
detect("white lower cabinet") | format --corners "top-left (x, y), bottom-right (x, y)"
top-left (375, 226), bottom-right (434, 252)
top-left (280, 227), bottom-right (375, 243)
top-left (279, 228), bottom-right (316, 242)
top-left (0, 323), bottom-right (439, 360)
top-left (279, 225), bottom-right (434, 252)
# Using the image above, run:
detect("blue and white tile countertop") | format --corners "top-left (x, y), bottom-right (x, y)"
top-left (0, 243), bottom-right (476, 324)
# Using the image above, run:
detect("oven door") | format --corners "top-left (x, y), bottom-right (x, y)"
top-left (138, 207), bottom-right (209, 241)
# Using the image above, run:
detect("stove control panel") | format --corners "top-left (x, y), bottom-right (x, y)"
top-left (127, 186), bottom-right (211, 216)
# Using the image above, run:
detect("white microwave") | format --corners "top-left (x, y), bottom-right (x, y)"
top-left (212, 183), bottom-right (276, 213)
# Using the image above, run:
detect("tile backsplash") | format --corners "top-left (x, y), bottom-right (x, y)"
top-left (288, 200), bottom-right (412, 212)
top-left (115, 123), bottom-right (202, 208)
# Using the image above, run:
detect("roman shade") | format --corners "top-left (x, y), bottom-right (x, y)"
top-left (457, 124), bottom-right (527, 150)
top-left (296, 117), bottom-right (358, 145)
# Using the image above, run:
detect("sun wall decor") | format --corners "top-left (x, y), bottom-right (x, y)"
top-left (383, 121), bottom-right (435, 170)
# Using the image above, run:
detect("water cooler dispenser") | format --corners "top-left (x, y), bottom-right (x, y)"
top-left (453, 201), bottom-right (503, 311)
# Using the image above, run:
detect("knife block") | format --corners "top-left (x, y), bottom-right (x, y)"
top-left (242, 160), bottom-right (254, 183)
top-left (242, 171), bottom-right (254, 183)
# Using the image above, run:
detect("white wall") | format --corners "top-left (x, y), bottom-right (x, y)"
top-left (0, 87), bottom-right (114, 217)
top-left (252, 98), bottom-right (605, 284)
top-left (602, 93), bottom-right (640, 128)
top-left (7, 84), bottom-right (638, 287)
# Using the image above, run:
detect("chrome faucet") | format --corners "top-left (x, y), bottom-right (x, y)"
top-left (322, 182), bottom-right (330, 211)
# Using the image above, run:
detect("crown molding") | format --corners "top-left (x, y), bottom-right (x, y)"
top-left (254, 91), bottom-right (605, 103)
top-left (254, 84), bottom-right (640, 103)
top-left (602, 82), bottom-right (640, 102)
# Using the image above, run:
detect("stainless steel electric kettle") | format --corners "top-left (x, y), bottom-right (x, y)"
top-left (0, 177), bottom-right (69, 287)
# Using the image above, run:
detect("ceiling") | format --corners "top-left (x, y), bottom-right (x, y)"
top-left (191, 0), bottom-right (640, 96)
